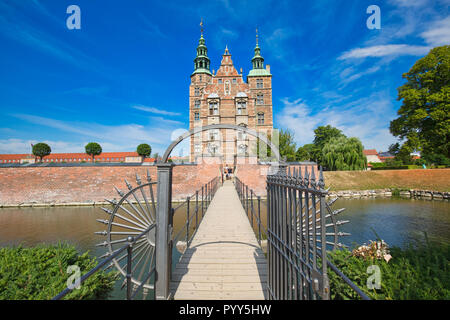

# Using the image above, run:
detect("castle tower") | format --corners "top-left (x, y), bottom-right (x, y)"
top-left (189, 26), bottom-right (273, 163)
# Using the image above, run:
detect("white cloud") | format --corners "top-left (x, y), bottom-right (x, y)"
top-left (131, 105), bottom-right (181, 116)
top-left (388, 0), bottom-right (429, 7)
top-left (339, 65), bottom-right (381, 85)
top-left (420, 16), bottom-right (450, 47)
top-left (276, 93), bottom-right (398, 151)
top-left (10, 113), bottom-right (188, 154)
top-left (338, 44), bottom-right (431, 60)
top-left (0, 139), bottom-right (83, 154)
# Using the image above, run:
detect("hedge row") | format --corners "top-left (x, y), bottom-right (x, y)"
top-left (0, 244), bottom-right (117, 300)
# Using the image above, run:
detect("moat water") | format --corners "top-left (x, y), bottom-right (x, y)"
top-left (0, 197), bottom-right (449, 299)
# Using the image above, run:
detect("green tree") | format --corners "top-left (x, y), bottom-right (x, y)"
top-left (314, 125), bottom-right (345, 149)
top-left (85, 142), bottom-right (102, 162)
top-left (32, 143), bottom-right (51, 162)
top-left (389, 45), bottom-right (450, 165)
top-left (388, 142), bottom-right (401, 156)
top-left (322, 136), bottom-right (367, 171)
top-left (137, 143), bottom-right (152, 160)
top-left (278, 129), bottom-right (297, 162)
top-left (313, 125), bottom-right (345, 164)
top-left (296, 145), bottom-right (312, 161)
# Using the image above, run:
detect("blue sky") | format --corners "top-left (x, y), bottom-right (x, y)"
top-left (0, 0), bottom-right (449, 155)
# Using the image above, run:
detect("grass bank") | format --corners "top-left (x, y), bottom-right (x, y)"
top-left (328, 238), bottom-right (449, 300)
top-left (323, 169), bottom-right (450, 192)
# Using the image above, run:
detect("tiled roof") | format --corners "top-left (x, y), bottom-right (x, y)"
top-left (363, 149), bottom-right (379, 156)
top-left (0, 152), bottom-right (156, 162)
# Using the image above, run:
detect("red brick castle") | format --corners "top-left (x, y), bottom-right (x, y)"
top-left (189, 28), bottom-right (274, 163)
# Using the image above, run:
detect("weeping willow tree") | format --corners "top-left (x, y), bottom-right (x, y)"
top-left (322, 136), bottom-right (367, 171)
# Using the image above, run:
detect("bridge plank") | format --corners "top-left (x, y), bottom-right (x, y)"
top-left (171, 180), bottom-right (267, 300)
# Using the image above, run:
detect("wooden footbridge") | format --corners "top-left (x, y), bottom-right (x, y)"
top-left (170, 180), bottom-right (267, 300)
top-left (54, 124), bottom-right (369, 300)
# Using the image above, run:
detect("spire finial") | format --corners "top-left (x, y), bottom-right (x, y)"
top-left (200, 18), bottom-right (204, 36)
top-left (256, 27), bottom-right (259, 46)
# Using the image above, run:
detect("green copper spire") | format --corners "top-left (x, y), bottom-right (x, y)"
top-left (249, 28), bottom-right (271, 77)
top-left (192, 20), bottom-right (211, 76)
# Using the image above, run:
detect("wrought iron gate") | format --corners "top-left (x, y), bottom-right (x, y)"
top-left (267, 166), bottom-right (340, 300)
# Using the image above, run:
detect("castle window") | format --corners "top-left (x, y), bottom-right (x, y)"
top-left (236, 101), bottom-right (247, 115)
top-left (232, 78), bottom-right (237, 84)
top-left (209, 101), bottom-right (219, 115)
top-left (209, 129), bottom-right (219, 141)
top-left (225, 81), bottom-right (230, 95)
top-left (199, 75), bottom-right (202, 82)
top-left (256, 79), bottom-right (263, 88)
top-left (238, 144), bottom-right (247, 155)
top-left (194, 100), bottom-right (200, 108)
top-left (237, 123), bottom-right (247, 140)
top-left (208, 143), bottom-right (218, 155)
top-left (195, 87), bottom-right (200, 96)
top-left (258, 112), bottom-right (265, 125)
top-left (256, 94), bottom-right (264, 105)
top-left (194, 144), bottom-right (201, 153)
top-left (194, 112), bottom-right (200, 121)
top-left (218, 79), bottom-right (223, 84)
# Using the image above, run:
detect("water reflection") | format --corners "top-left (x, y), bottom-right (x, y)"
top-left (0, 197), bottom-right (449, 299)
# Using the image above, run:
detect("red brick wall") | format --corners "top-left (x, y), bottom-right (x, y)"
top-left (235, 163), bottom-right (318, 196)
top-left (0, 164), bottom-right (222, 205)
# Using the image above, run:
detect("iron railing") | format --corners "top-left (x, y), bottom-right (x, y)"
top-left (236, 168), bottom-right (370, 300)
top-left (53, 225), bottom-right (155, 300)
top-left (172, 176), bottom-right (221, 249)
top-left (234, 177), bottom-right (267, 246)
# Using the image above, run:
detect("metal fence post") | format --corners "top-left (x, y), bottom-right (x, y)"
top-left (250, 190), bottom-right (254, 230)
top-left (126, 236), bottom-right (134, 300)
top-left (246, 185), bottom-right (249, 217)
top-left (186, 196), bottom-right (190, 246)
top-left (257, 196), bottom-right (261, 244)
top-left (201, 186), bottom-right (204, 217)
top-left (155, 163), bottom-right (174, 300)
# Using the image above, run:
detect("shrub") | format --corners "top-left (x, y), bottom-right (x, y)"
top-left (371, 165), bottom-right (421, 170)
top-left (137, 144), bottom-right (152, 159)
top-left (32, 143), bottom-right (51, 162)
top-left (369, 162), bottom-right (386, 168)
top-left (0, 244), bottom-right (117, 300)
top-left (85, 142), bottom-right (102, 162)
top-left (327, 238), bottom-right (450, 300)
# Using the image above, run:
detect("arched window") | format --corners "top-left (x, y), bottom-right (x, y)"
top-left (237, 123), bottom-right (247, 140)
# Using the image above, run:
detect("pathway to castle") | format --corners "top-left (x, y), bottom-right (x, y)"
top-left (170, 180), bottom-right (267, 300)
